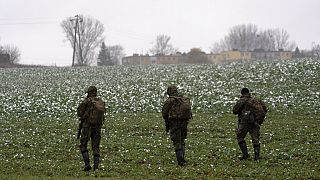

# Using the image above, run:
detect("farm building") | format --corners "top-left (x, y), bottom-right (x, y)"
top-left (0, 54), bottom-right (10, 67)
top-left (122, 49), bottom-right (293, 65)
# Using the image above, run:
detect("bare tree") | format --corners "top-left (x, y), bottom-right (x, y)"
top-left (226, 24), bottom-right (259, 51)
top-left (210, 39), bottom-right (228, 53)
top-left (0, 44), bottom-right (21, 64)
top-left (311, 42), bottom-right (320, 58)
top-left (61, 15), bottom-right (105, 66)
top-left (273, 28), bottom-right (296, 51)
top-left (257, 29), bottom-right (276, 51)
top-left (210, 24), bottom-right (258, 52)
top-left (108, 45), bottom-right (125, 65)
top-left (150, 34), bottom-right (178, 55)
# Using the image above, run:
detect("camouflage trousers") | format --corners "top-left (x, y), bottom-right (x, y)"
top-left (169, 119), bottom-right (189, 150)
top-left (79, 126), bottom-right (101, 156)
top-left (236, 122), bottom-right (260, 146)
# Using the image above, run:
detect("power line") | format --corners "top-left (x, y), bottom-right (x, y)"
top-left (0, 16), bottom-right (63, 26)
top-left (0, 16), bottom-right (63, 20)
top-left (0, 21), bottom-right (60, 26)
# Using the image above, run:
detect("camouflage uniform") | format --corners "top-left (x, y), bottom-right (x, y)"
top-left (233, 88), bottom-right (267, 161)
top-left (77, 86), bottom-right (104, 171)
top-left (162, 85), bottom-right (191, 166)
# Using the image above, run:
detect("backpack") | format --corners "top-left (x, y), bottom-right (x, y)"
top-left (169, 96), bottom-right (192, 120)
top-left (242, 97), bottom-right (266, 124)
top-left (88, 97), bottom-right (105, 125)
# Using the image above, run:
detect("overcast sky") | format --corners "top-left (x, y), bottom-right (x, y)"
top-left (0, 0), bottom-right (319, 66)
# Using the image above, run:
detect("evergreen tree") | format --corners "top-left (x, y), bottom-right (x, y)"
top-left (294, 47), bottom-right (301, 58)
top-left (97, 42), bottom-right (112, 66)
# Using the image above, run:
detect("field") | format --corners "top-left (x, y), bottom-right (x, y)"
top-left (0, 58), bottom-right (319, 179)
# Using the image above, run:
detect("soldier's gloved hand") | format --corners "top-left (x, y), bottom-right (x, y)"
top-left (165, 125), bottom-right (169, 133)
top-left (165, 120), bottom-right (170, 133)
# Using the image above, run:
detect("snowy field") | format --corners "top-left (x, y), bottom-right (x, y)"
top-left (0, 58), bottom-right (319, 118)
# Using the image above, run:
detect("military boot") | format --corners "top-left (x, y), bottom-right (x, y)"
top-left (93, 155), bottom-right (100, 171)
top-left (175, 149), bottom-right (186, 166)
top-left (254, 144), bottom-right (260, 161)
top-left (181, 144), bottom-right (187, 164)
top-left (82, 151), bottom-right (91, 171)
top-left (238, 142), bottom-right (249, 160)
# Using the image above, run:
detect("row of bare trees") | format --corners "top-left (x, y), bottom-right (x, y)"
top-left (61, 15), bottom-right (179, 66)
top-left (210, 24), bottom-right (296, 53)
top-left (147, 25), bottom-right (298, 58)
top-left (61, 16), bottom-right (317, 66)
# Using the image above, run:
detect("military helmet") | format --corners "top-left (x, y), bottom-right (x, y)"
top-left (87, 86), bottom-right (97, 94)
top-left (241, 88), bottom-right (250, 95)
top-left (167, 85), bottom-right (178, 95)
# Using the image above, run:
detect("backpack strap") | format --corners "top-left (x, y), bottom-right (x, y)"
top-left (238, 96), bottom-right (251, 113)
top-left (169, 96), bottom-right (182, 99)
top-left (87, 97), bottom-right (96, 115)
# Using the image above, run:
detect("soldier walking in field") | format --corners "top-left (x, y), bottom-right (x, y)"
top-left (233, 88), bottom-right (267, 161)
top-left (162, 85), bottom-right (192, 166)
top-left (77, 86), bottom-right (106, 172)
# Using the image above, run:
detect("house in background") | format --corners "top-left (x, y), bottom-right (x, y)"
top-left (0, 53), bottom-right (10, 67)
top-left (122, 54), bottom-right (150, 65)
top-left (122, 53), bottom-right (183, 65)
top-left (251, 49), bottom-right (292, 60)
top-left (213, 50), bottom-right (252, 63)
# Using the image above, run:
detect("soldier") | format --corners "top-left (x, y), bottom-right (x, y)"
top-left (233, 88), bottom-right (267, 161)
top-left (77, 86), bottom-right (105, 171)
top-left (162, 85), bottom-right (192, 166)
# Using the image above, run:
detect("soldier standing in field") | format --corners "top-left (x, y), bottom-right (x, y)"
top-left (77, 86), bottom-right (105, 172)
top-left (233, 88), bottom-right (267, 161)
top-left (162, 85), bottom-right (192, 166)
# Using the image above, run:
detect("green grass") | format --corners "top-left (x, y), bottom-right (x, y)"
top-left (1, 112), bottom-right (319, 179)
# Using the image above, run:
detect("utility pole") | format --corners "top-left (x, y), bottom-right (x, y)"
top-left (70, 15), bottom-right (79, 66)
top-left (70, 15), bottom-right (82, 66)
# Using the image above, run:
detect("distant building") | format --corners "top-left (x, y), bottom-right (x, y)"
top-left (218, 50), bottom-right (251, 63)
top-left (251, 49), bottom-right (292, 60)
top-left (122, 49), bottom-right (293, 65)
top-left (0, 53), bottom-right (10, 66)
top-left (122, 53), bottom-right (184, 65)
